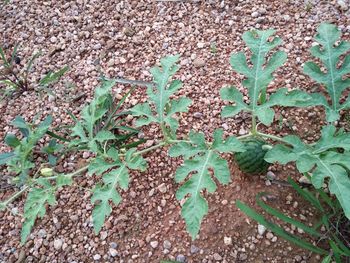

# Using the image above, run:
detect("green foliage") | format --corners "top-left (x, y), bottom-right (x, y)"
top-left (39, 66), bottom-right (69, 87)
top-left (69, 78), bottom-right (138, 154)
top-left (130, 55), bottom-right (192, 139)
top-left (90, 148), bottom-right (146, 233)
top-left (21, 176), bottom-right (72, 244)
top-left (169, 129), bottom-right (245, 238)
top-left (1, 23), bottom-right (350, 256)
top-left (21, 180), bottom-right (56, 243)
top-left (304, 23), bottom-right (350, 122)
top-left (41, 139), bottom-right (63, 166)
top-left (68, 78), bottom-right (143, 233)
top-left (222, 30), bottom-right (312, 125)
top-left (0, 45), bottom-right (68, 98)
top-left (264, 125), bottom-right (350, 220)
top-left (0, 116), bottom-right (52, 183)
top-left (237, 177), bottom-right (350, 262)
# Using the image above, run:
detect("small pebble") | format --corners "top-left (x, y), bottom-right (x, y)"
top-left (258, 224), bottom-right (266, 236)
top-left (190, 244), bottom-right (200, 254)
top-left (193, 112), bottom-right (203, 118)
top-left (109, 248), bottom-right (118, 257)
top-left (224, 236), bottom-right (232, 245)
top-left (176, 254), bottom-right (186, 262)
top-left (251, 11), bottom-right (259, 18)
top-left (163, 240), bottom-right (171, 250)
top-left (110, 242), bottom-right (118, 249)
top-left (213, 253), bottom-right (222, 261)
top-left (53, 239), bottom-right (63, 250)
top-left (197, 42), bottom-right (205, 48)
top-left (150, 241), bottom-right (158, 248)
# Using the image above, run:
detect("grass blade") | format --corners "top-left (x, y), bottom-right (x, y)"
top-left (46, 130), bottom-right (70, 142)
top-left (256, 193), bottom-right (322, 237)
top-left (236, 200), bottom-right (327, 255)
top-left (103, 86), bottom-right (136, 130)
top-left (10, 43), bottom-right (19, 64)
top-left (0, 46), bottom-right (10, 67)
top-left (288, 177), bottom-right (324, 211)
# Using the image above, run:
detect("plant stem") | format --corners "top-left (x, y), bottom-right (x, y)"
top-left (168, 139), bottom-right (191, 144)
top-left (236, 133), bottom-right (253, 140)
top-left (0, 185), bottom-right (29, 208)
top-left (132, 141), bottom-right (167, 157)
top-left (44, 165), bottom-right (89, 181)
top-left (251, 113), bottom-right (257, 135)
top-left (0, 165), bottom-right (89, 210)
top-left (160, 122), bottom-right (172, 142)
top-left (256, 131), bottom-right (289, 144)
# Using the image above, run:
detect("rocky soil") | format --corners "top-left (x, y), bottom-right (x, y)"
top-left (1, 0), bottom-right (350, 262)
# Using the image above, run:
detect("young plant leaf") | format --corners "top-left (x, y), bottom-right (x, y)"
top-left (130, 55), bottom-right (192, 137)
top-left (1, 116), bottom-right (53, 183)
top-left (4, 133), bottom-right (20, 147)
top-left (222, 29), bottom-right (313, 125)
top-left (21, 182), bottom-right (56, 244)
top-left (91, 164), bottom-right (128, 234)
top-left (41, 139), bottom-right (63, 166)
top-left (90, 148), bottom-right (146, 233)
top-left (265, 126), bottom-right (350, 220)
top-left (169, 129), bottom-right (245, 239)
top-left (0, 152), bottom-right (15, 165)
top-left (39, 66), bottom-right (69, 87)
top-left (230, 29), bottom-right (286, 110)
top-left (69, 79), bottom-right (118, 153)
top-left (303, 23), bottom-right (350, 122)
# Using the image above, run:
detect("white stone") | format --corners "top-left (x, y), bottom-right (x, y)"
top-left (251, 11), bottom-right (259, 18)
top-left (53, 239), bottom-right (63, 250)
top-left (258, 224), bottom-right (266, 235)
top-left (238, 127), bottom-right (247, 135)
top-left (299, 176), bottom-right (311, 185)
top-left (283, 15), bottom-right (291, 21)
top-left (163, 240), bottom-right (171, 249)
top-left (100, 231), bottom-right (108, 240)
top-left (197, 42), bottom-right (205, 48)
top-left (50, 36), bottom-right (57, 43)
top-left (158, 183), bottom-right (167, 193)
top-left (213, 253), bottom-right (222, 260)
top-left (266, 232), bottom-right (274, 239)
top-left (224, 236), bottom-right (232, 245)
top-left (337, 0), bottom-right (349, 10)
top-left (150, 240), bottom-right (158, 248)
top-left (109, 248), bottom-right (118, 257)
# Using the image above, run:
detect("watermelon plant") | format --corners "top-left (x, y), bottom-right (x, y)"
top-left (0, 22), bottom-right (349, 262)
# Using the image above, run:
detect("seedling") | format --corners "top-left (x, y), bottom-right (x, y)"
top-left (0, 45), bottom-right (68, 99)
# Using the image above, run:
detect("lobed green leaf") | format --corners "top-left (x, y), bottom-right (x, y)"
top-left (303, 23), bottom-right (350, 122)
top-left (171, 129), bottom-right (244, 239)
top-left (130, 55), bottom-right (192, 136)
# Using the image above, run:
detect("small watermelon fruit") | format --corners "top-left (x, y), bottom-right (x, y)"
top-left (234, 138), bottom-right (271, 174)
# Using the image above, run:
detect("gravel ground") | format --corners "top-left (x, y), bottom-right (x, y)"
top-left (1, 0), bottom-right (350, 262)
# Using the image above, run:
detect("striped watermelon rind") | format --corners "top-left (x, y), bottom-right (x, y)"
top-left (234, 138), bottom-right (270, 174)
